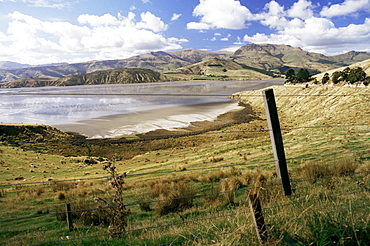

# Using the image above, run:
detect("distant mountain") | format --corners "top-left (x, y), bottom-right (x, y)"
top-left (165, 56), bottom-right (272, 80)
top-left (231, 44), bottom-right (370, 75)
top-left (1, 44), bottom-right (370, 86)
top-left (0, 61), bottom-right (30, 70)
top-left (0, 68), bottom-right (166, 88)
top-left (0, 49), bottom-right (232, 83)
top-left (327, 51), bottom-right (370, 65)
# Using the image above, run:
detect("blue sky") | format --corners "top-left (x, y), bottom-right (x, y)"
top-left (0, 0), bottom-right (369, 65)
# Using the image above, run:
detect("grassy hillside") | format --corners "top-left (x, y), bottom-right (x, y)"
top-left (0, 68), bottom-right (168, 88)
top-left (0, 85), bottom-right (369, 245)
top-left (164, 57), bottom-right (273, 80)
top-left (314, 58), bottom-right (370, 83)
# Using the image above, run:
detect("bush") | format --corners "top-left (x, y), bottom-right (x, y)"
top-left (221, 177), bottom-right (242, 204)
top-left (150, 181), bottom-right (195, 216)
top-left (322, 73), bottom-right (330, 84)
top-left (298, 162), bottom-right (331, 183)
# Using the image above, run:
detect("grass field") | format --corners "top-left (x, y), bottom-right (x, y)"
top-left (0, 85), bottom-right (369, 245)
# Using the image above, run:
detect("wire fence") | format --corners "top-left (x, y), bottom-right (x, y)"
top-left (0, 90), bottom-right (369, 245)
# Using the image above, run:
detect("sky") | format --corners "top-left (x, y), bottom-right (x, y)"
top-left (0, 0), bottom-right (369, 65)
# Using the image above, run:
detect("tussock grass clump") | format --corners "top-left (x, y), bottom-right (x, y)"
top-left (50, 181), bottom-right (77, 192)
top-left (331, 158), bottom-right (359, 176)
top-left (199, 166), bottom-right (242, 183)
top-left (55, 199), bottom-right (110, 226)
top-left (221, 177), bottom-right (243, 204)
top-left (149, 180), bottom-right (195, 216)
top-left (55, 191), bottom-right (66, 200)
top-left (298, 162), bottom-right (331, 183)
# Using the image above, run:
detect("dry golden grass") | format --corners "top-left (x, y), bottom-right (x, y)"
top-left (0, 85), bottom-right (369, 245)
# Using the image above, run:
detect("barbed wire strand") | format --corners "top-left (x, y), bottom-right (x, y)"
top-left (2, 147), bottom-right (369, 188)
top-left (3, 169), bottom-right (369, 223)
top-left (32, 210), bottom-right (251, 246)
top-left (1, 122), bottom-right (368, 144)
top-left (0, 182), bottom-right (281, 223)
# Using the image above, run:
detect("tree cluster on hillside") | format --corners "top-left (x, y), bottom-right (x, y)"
top-left (285, 68), bottom-right (311, 83)
top-left (323, 67), bottom-right (369, 85)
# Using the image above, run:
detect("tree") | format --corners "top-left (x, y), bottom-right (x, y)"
top-left (341, 67), bottom-right (351, 82)
top-left (322, 73), bottom-right (330, 84)
top-left (285, 69), bottom-right (295, 83)
top-left (332, 71), bottom-right (342, 84)
top-left (348, 67), bottom-right (366, 84)
top-left (296, 68), bottom-right (310, 83)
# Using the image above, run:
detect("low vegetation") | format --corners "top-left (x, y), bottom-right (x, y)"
top-left (0, 85), bottom-right (369, 245)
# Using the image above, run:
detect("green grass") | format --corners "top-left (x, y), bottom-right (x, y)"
top-left (1, 85), bottom-right (370, 245)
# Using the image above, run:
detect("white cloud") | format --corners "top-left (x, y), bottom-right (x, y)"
top-left (171, 13), bottom-right (181, 21)
top-left (0, 11), bottom-right (186, 64)
top-left (244, 15), bottom-right (370, 55)
top-left (187, 0), bottom-right (253, 30)
top-left (287, 0), bottom-right (314, 19)
top-left (236, 0), bottom-right (370, 55)
top-left (0, 0), bottom-right (71, 9)
top-left (136, 11), bottom-right (168, 32)
top-left (320, 0), bottom-right (370, 18)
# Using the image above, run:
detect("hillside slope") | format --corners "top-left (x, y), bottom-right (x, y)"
top-left (0, 49), bottom-right (231, 83)
top-left (313, 58), bottom-right (370, 82)
top-left (231, 44), bottom-right (370, 75)
top-left (165, 56), bottom-right (272, 80)
top-left (232, 85), bottom-right (370, 130)
top-left (1, 44), bottom-right (370, 85)
top-left (0, 68), bottom-right (166, 88)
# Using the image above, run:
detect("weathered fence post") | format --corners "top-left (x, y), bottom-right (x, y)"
top-left (262, 88), bottom-right (292, 196)
top-left (66, 203), bottom-right (74, 231)
top-left (248, 192), bottom-right (267, 243)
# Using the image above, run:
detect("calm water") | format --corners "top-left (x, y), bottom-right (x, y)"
top-left (0, 79), bottom-right (284, 138)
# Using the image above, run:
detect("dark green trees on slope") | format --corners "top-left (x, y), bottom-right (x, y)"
top-left (285, 68), bottom-right (311, 83)
top-left (328, 67), bottom-right (368, 85)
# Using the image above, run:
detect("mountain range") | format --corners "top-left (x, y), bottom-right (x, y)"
top-left (1, 44), bottom-right (370, 87)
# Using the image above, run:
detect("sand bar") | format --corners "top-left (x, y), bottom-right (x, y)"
top-left (54, 100), bottom-right (243, 138)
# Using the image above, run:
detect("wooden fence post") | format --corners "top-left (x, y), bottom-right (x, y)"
top-left (248, 192), bottom-right (267, 243)
top-left (66, 203), bottom-right (74, 231)
top-left (262, 88), bottom-right (292, 196)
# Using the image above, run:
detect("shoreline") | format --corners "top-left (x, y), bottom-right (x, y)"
top-left (54, 100), bottom-right (246, 139)
top-left (136, 102), bottom-right (258, 138)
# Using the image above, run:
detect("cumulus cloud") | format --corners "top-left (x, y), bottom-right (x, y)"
top-left (243, 0), bottom-right (370, 54)
top-left (0, 11), bottom-right (186, 64)
top-left (287, 0), bottom-right (314, 19)
top-left (320, 0), bottom-right (370, 18)
top-left (187, 0), bottom-right (253, 30)
top-left (136, 11), bottom-right (168, 32)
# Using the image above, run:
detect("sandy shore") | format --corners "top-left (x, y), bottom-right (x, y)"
top-left (54, 100), bottom-right (246, 138)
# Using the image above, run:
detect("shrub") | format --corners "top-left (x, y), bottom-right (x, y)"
top-left (98, 162), bottom-right (130, 237)
top-left (55, 191), bottom-right (66, 200)
top-left (298, 162), bottom-right (331, 183)
top-left (150, 181), bottom-right (195, 216)
top-left (221, 177), bottom-right (242, 204)
top-left (322, 73), bottom-right (330, 84)
top-left (330, 158), bottom-right (358, 176)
